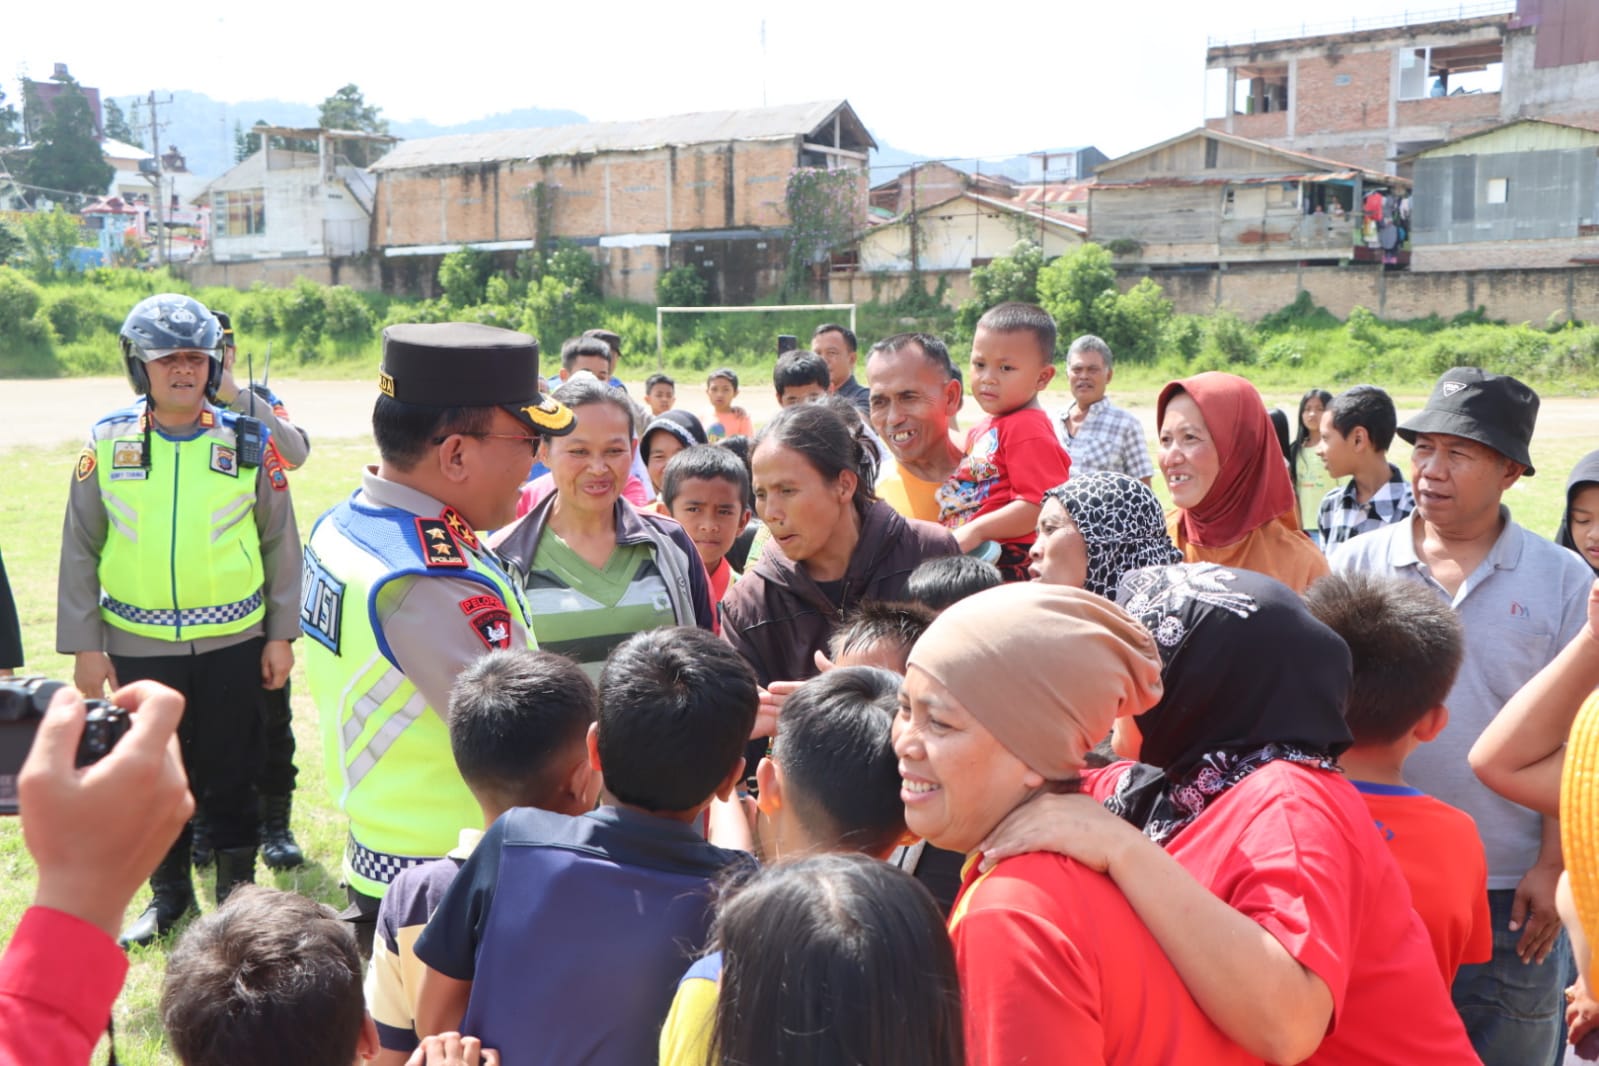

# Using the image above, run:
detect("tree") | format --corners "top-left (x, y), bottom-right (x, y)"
top-left (319, 84), bottom-right (389, 166)
top-left (234, 119), bottom-right (270, 163)
top-left (20, 206), bottom-right (88, 279)
top-left (1037, 242), bottom-right (1118, 339)
top-left (21, 78), bottom-right (113, 201)
top-left (954, 239), bottom-right (1045, 340)
top-left (0, 87), bottom-right (20, 149)
top-left (103, 99), bottom-right (136, 145)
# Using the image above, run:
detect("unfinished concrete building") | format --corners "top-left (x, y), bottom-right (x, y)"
top-left (1205, 0), bottom-right (1599, 172)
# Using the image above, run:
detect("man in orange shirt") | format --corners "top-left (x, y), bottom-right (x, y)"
top-left (866, 333), bottom-right (963, 524)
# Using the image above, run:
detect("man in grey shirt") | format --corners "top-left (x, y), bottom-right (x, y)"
top-left (1331, 367), bottom-right (1593, 1065)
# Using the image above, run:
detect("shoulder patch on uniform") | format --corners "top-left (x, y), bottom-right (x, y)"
top-left (300, 546), bottom-right (345, 654)
top-left (440, 507), bottom-right (480, 551)
top-left (469, 607), bottom-right (513, 651)
top-left (209, 442), bottom-right (238, 477)
top-left (415, 518), bottom-right (468, 568)
top-left (199, 409), bottom-right (216, 429)
top-left (263, 446), bottom-right (288, 492)
top-left (75, 447), bottom-right (96, 482)
top-left (458, 594), bottom-right (504, 616)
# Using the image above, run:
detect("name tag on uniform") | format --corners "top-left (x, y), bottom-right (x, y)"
top-left (109, 469), bottom-right (148, 481)
top-left (210, 443), bottom-right (238, 477)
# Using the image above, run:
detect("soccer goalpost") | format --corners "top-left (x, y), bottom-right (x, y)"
top-left (654, 303), bottom-right (857, 370)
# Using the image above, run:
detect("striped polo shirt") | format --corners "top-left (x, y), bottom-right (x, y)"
top-left (523, 532), bottom-right (677, 678)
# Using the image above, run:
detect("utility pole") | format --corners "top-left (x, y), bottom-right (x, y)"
top-left (145, 91), bottom-right (172, 265)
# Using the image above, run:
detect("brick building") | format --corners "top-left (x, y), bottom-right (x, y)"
top-left (369, 100), bottom-right (874, 303)
top-left (1205, 0), bottom-right (1599, 172)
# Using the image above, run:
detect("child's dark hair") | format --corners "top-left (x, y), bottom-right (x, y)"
top-left (709, 854), bottom-right (964, 1066)
top-left (812, 322), bottom-right (858, 353)
top-left (717, 435), bottom-right (758, 512)
top-left (906, 554), bottom-right (1003, 612)
top-left (1303, 572), bottom-right (1464, 745)
top-left (598, 627), bottom-right (757, 812)
top-left (661, 444), bottom-right (751, 511)
top-left (560, 336), bottom-right (613, 370)
top-left (161, 886), bottom-right (364, 1066)
top-left (707, 367), bottom-right (740, 390)
top-left (448, 648), bottom-right (597, 809)
top-left (645, 372), bottom-right (675, 392)
top-left (773, 351), bottom-right (831, 397)
top-left (1327, 385), bottom-right (1399, 452)
top-left (828, 600), bottom-right (937, 672)
top-left (1290, 388), bottom-right (1334, 484)
top-left (755, 403), bottom-right (879, 518)
top-left (771, 667), bottom-right (905, 855)
top-left (975, 301), bottom-right (1057, 363)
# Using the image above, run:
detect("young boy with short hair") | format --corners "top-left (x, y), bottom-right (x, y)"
top-left (644, 373), bottom-right (677, 416)
top-left (1304, 571), bottom-right (1492, 983)
top-left (772, 351), bottom-right (831, 408)
top-left (906, 554), bottom-right (1003, 612)
top-left (659, 666), bottom-right (906, 1066)
top-left (365, 649), bottom-right (598, 1064)
top-left (937, 302), bottom-right (1072, 582)
top-left (661, 445), bottom-right (752, 606)
top-left (825, 600), bottom-right (937, 674)
top-left (413, 627), bottom-right (757, 1063)
top-left (1314, 384), bottom-right (1416, 552)
top-left (704, 368), bottom-right (753, 441)
top-left (162, 885), bottom-right (376, 1066)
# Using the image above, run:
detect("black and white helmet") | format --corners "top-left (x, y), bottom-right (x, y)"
top-left (118, 294), bottom-right (222, 396)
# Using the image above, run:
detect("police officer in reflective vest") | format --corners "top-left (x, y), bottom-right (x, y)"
top-left (56, 293), bottom-right (302, 947)
top-left (302, 322), bottom-right (573, 948)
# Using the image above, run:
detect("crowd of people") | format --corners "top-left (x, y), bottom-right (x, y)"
top-left (2, 290), bottom-right (1599, 1066)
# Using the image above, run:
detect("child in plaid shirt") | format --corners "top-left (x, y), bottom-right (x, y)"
top-left (1314, 385), bottom-right (1415, 552)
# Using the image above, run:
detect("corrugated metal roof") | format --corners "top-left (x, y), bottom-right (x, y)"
top-left (373, 99), bottom-right (873, 172)
top-left (1094, 171), bottom-right (1382, 189)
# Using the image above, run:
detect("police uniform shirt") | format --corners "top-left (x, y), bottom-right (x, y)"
top-left (352, 469), bottom-right (533, 716)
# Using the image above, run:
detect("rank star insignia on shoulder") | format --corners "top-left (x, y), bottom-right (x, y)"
top-left (414, 518), bottom-right (468, 568)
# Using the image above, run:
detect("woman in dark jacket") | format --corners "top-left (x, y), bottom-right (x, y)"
top-left (722, 403), bottom-right (957, 691)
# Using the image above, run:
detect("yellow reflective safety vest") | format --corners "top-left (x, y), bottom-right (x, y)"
top-left (302, 494), bottom-right (534, 898)
top-left (93, 404), bottom-right (265, 641)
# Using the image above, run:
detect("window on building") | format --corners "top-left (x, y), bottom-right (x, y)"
top-left (1205, 138), bottom-right (1219, 169)
top-left (1486, 177), bottom-right (1509, 204)
top-left (213, 189), bottom-right (266, 237)
top-left (1399, 40), bottom-right (1504, 100)
top-left (1232, 63), bottom-right (1290, 114)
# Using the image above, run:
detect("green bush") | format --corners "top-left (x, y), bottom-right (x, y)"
top-left (43, 288), bottom-right (121, 343)
top-left (0, 267), bottom-right (45, 337)
top-left (438, 248), bottom-right (492, 308)
top-left (656, 266), bottom-right (709, 308)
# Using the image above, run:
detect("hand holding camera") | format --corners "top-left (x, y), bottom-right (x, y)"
top-left (19, 681), bottom-right (192, 939)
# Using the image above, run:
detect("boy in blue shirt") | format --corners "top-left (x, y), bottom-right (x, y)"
top-left (412, 627), bottom-right (757, 1064)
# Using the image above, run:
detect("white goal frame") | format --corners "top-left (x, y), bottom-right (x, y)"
top-left (654, 303), bottom-right (857, 369)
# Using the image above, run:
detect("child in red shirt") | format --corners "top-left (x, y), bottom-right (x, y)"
top-left (661, 445), bottom-right (751, 610)
top-left (936, 303), bottom-right (1071, 582)
top-left (1305, 571), bottom-right (1493, 983)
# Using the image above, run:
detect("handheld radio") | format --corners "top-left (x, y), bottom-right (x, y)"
top-left (235, 349), bottom-right (265, 469)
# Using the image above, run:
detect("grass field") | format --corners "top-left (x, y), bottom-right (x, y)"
top-left (0, 378), bottom-right (1592, 1063)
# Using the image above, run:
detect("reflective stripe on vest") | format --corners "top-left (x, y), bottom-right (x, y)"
top-left (304, 495), bottom-right (534, 898)
top-left (94, 411), bottom-right (265, 642)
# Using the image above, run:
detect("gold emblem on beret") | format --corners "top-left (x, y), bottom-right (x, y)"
top-left (522, 397), bottom-right (575, 431)
top-left (378, 372), bottom-right (396, 397)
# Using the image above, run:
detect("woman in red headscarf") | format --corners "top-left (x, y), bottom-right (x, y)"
top-left (1156, 372), bottom-right (1328, 592)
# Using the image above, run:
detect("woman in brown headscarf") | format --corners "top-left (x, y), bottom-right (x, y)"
top-left (1157, 372), bottom-right (1328, 592)
top-left (895, 582), bottom-right (1258, 1066)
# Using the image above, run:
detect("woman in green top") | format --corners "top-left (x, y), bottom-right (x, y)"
top-left (492, 376), bottom-right (718, 677)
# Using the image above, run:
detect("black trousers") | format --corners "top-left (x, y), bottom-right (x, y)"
top-left (113, 637), bottom-right (265, 850)
top-left (258, 680), bottom-right (298, 797)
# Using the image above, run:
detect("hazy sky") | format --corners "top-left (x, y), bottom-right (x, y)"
top-left (6, 0), bottom-right (1513, 168)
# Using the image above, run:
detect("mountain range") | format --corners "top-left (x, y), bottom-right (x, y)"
top-left (105, 89), bottom-right (1036, 186)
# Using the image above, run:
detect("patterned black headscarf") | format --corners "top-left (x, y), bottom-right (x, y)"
top-left (1044, 473), bottom-right (1182, 600)
top-left (1105, 562), bottom-right (1353, 844)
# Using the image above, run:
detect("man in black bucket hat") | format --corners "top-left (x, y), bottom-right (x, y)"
top-left (301, 323), bottom-right (574, 953)
top-left (1332, 366), bottom-right (1594, 1063)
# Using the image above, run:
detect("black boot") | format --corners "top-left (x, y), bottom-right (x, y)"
top-left (119, 843), bottom-right (197, 949)
top-left (191, 811), bottom-right (214, 868)
top-left (214, 847), bottom-right (257, 906)
top-left (259, 792), bottom-right (305, 870)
